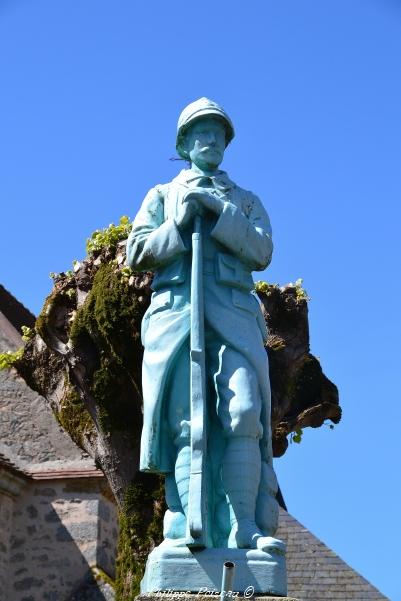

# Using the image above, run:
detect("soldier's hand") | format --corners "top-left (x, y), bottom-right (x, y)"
top-left (185, 188), bottom-right (225, 216)
top-left (175, 195), bottom-right (198, 231)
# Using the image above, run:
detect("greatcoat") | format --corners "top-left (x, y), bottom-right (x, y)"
top-left (126, 168), bottom-right (274, 475)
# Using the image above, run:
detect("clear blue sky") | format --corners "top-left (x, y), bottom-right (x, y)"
top-left (1, 1), bottom-right (400, 598)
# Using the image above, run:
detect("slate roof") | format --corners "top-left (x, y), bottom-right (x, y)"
top-left (0, 283), bottom-right (35, 331)
top-left (276, 508), bottom-right (389, 600)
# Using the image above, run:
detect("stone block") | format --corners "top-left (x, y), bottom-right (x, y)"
top-left (137, 596), bottom-right (299, 601)
top-left (141, 547), bottom-right (287, 597)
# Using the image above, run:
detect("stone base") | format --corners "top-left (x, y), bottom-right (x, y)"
top-left (135, 592), bottom-right (300, 601)
top-left (140, 546), bottom-right (287, 597)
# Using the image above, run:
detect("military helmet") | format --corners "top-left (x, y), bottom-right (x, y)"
top-left (176, 97), bottom-right (235, 159)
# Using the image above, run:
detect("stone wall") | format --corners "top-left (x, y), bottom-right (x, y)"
top-left (0, 366), bottom-right (86, 467)
top-left (0, 465), bottom-right (27, 601)
top-left (0, 309), bottom-right (86, 468)
top-left (1, 300), bottom-right (118, 600)
top-left (0, 310), bottom-right (22, 352)
top-left (0, 492), bottom-right (14, 599)
top-left (8, 477), bottom-right (118, 601)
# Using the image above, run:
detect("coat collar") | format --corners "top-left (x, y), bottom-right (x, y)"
top-left (173, 169), bottom-right (235, 192)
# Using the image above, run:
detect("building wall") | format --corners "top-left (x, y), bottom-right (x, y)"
top-left (0, 491), bottom-right (14, 599)
top-left (0, 366), bottom-right (86, 467)
top-left (0, 311), bottom-right (22, 351)
top-left (0, 295), bottom-right (119, 600)
top-left (8, 478), bottom-right (118, 601)
top-left (0, 308), bottom-right (85, 468)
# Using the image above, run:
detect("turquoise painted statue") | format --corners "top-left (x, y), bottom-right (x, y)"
top-left (127, 98), bottom-right (287, 595)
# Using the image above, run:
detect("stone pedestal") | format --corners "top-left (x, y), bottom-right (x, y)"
top-left (135, 592), bottom-right (301, 601)
top-left (140, 546), bottom-right (287, 597)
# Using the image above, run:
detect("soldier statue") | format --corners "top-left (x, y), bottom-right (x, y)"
top-left (127, 98), bottom-right (286, 595)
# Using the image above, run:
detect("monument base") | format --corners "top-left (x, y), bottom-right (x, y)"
top-left (138, 596), bottom-right (298, 601)
top-left (140, 546), bottom-right (287, 597)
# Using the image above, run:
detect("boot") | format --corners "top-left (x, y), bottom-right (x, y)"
top-left (160, 441), bottom-right (190, 547)
top-left (222, 436), bottom-right (285, 554)
top-left (162, 473), bottom-right (187, 545)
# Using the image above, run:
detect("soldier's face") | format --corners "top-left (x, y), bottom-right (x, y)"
top-left (184, 117), bottom-right (226, 170)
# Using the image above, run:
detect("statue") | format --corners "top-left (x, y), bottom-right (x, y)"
top-left (127, 98), bottom-right (287, 595)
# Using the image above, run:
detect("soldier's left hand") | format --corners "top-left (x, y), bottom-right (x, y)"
top-left (185, 188), bottom-right (225, 216)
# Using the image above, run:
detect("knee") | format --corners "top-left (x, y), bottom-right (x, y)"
top-left (222, 407), bottom-right (263, 439)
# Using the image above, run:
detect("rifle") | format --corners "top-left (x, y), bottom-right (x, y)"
top-left (186, 213), bottom-right (208, 547)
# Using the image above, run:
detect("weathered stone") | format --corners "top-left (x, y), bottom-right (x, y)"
top-left (97, 547), bottom-right (109, 569)
top-left (45, 509), bottom-right (61, 522)
top-left (47, 557), bottom-right (72, 568)
top-left (44, 592), bottom-right (60, 601)
top-left (56, 521), bottom-right (96, 543)
top-left (85, 500), bottom-right (99, 516)
top-left (26, 504), bottom-right (38, 518)
top-left (33, 487), bottom-right (56, 496)
top-left (55, 524), bottom-right (73, 542)
top-left (63, 481), bottom-right (103, 493)
top-left (69, 570), bottom-right (115, 601)
top-left (10, 536), bottom-right (25, 549)
top-left (99, 502), bottom-right (111, 522)
top-left (0, 364), bottom-right (84, 467)
top-left (14, 576), bottom-right (44, 590)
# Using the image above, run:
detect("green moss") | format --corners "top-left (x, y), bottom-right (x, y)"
top-left (34, 295), bottom-right (52, 340)
top-left (91, 566), bottom-right (115, 589)
top-left (115, 478), bottom-right (165, 601)
top-left (55, 377), bottom-right (95, 447)
top-left (70, 261), bottom-right (141, 353)
top-left (116, 511), bottom-right (145, 600)
top-left (90, 357), bottom-right (132, 431)
top-left (69, 261), bottom-right (144, 433)
top-left (268, 336), bottom-right (286, 352)
top-left (35, 289), bottom-right (73, 343)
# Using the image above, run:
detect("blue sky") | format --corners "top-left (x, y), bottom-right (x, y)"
top-left (1, 1), bottom-right (400, 598)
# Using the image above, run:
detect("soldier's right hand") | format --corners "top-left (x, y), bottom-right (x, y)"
top-left (175, 194), bottom-right (198, 231)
